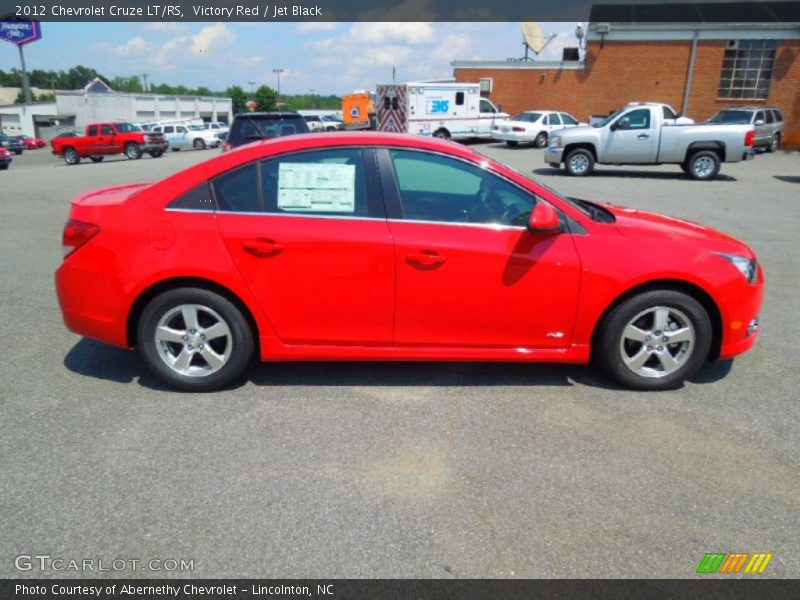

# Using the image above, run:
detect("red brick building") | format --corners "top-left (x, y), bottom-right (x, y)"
top-left (454, 23), bottom-right (800, 146)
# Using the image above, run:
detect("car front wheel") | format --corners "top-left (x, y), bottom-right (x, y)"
top-left (138, 288), bottom-right (254, 392)
top-left (193, 138), bottom-right (206, 150)
top-left (596, 290), bottom-right (712, 391)
top-left (63, 148), bottom-right (80, 165)
top-left (564, 148), bottom-right (594, 176)
top-left (125, 143), bottom-right (143, 160)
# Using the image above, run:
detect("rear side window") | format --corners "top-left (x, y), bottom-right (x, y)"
top-left (212, 164), bottom-right (260, 213)
top-left (169, 182), bottom-right (215, 211)
top-left (755, 111), bottom-right (765, 123)
top-left (772, 109), bottom-right (783, 122)
top-left (765, 111), bottom-right (774, 124)
top-left (260, 148), bottom-right (368, 217)
top-left (228, 115), bottom-right (310, 149)
top-left (455, 92), bottom-right (465, 106)
top-left (87, 126), bottom-right (98, 136)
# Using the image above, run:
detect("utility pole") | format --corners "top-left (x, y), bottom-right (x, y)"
top-left (392, 67), bottom-right (396, 82)
top-left (19, 45), bottom-right (33, 104)
top-left (309, 88), bottom-right (315, 109)
top-left (248, 81), bottom-right (256, 93)
top-left (273, 68), bottom-right (284, 105)
top-left (141, 72), bottom-right (149, 92)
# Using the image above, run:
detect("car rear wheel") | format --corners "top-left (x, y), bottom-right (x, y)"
top-left (125, 143), bottom-right (143, 160)
top-left (564, 148), bottom-right (594, 176)
top-left (506, 141), bottom-right (518, 147)
top-left (63, 148), bottom-right (80, 166)
top-left (13, 149), bottom-right (23, 155)
top-left (596, 290), bottom-right (712, 391)
top-left (138, 288), bottom-right (254, 392)
top-left (89, 156), bottom-right (104, 163)
top-left (534, 132), bottom-right (548, 148)
top-left (767, 134), bottom-right (780, 153)
top-left (433, 128), bottom-right (450, 140)
top-left (687, 150), bottom-right (720, 180)
top-left (193, 138), bottom-right (206, 150)
top-left (0, 164), bottom-right (8, 170)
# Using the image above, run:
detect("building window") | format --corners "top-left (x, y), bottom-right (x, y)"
top-left (718, 39), bottom-right (777, 100)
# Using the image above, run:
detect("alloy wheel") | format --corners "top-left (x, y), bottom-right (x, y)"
top-left (619, 306), bottom-right (695, 378)
top-left (154, 304), bottom-right (232, 377)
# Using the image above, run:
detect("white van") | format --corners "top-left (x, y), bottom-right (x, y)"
top-left (376, 82), bottom-right (509, 141)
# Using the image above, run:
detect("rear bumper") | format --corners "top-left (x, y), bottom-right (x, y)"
top-left (491, 130), bottom-right (535, 143)
top-left (743, 149), bottom-right (756, 161)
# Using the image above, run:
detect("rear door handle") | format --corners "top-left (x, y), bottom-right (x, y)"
top-left (637, 134), bottom-right (650, 139)
top-left (406, 251), bottom-right (445, 267)
top-left (243, 238), bottom-right (284, 258)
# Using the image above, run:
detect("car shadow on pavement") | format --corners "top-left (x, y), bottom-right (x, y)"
top-left (774, 175), bottom-right (800, 184)
top-left (689, 359), bottom-right (734, 384)
top-left (532, 167), bottom-right (738, 182)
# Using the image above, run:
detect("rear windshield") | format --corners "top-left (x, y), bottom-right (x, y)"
top-left (228, 114), bottom-right (310, 148)
top-left (513, 112), bottom-right (542, 123)
top-left (708, 110), bottom-right (752, 124)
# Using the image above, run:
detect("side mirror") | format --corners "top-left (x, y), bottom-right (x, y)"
top-left (528, 203), bottom-right (561, 233)
top-left (754, 119), bottom-right (765, 126)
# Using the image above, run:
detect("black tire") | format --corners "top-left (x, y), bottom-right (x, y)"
top-left (505, 140), bottom-right (518, 147)
top-left (13, 149), bottom-right (23, 155)
top-left (533, 131), bottom-right (548, 148)
top-left (89, 156), bottom-right (104, 163)
top-left (595, 290), bottom-right (712, 391)
top-left (148, 149), bottom-right (164, 158)
top-left (0, 163), bottom-right (8, 170)
top-left (687, 150), bottom-right (721, 181)
top-left (138, 288), bottom-right (255, 392)
top-left (125, 143), bottom-right (143, 160)
top-left (193, 138), bottom-right (206, 150)
top-left (767, 134), bottom-right (780, 153)
top-left (433, 128), bottom-right (450, 140)
top-left (171, 147), bottom-right (181, 152)
top-left (63, 147), bottom-right (80, 166)
top-left (680, 161), bottom-right (691, 175)
top-left (564, 148), bottom-right (595, 176)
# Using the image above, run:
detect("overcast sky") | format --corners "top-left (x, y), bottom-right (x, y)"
top-left (0, 22), bottom-right (583, 94)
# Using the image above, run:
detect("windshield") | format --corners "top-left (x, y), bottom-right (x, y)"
top-left (114, 123), bottom-right (141, 132)
top-left (708, 110), bottom-right (752, 124)
top-left (592, 110), bottom-right (624, 128)
top-left (513, 112), bottom-right (542, 123)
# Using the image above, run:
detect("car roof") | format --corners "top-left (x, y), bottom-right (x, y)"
top-left (233, 111), bottom-right (301, 118)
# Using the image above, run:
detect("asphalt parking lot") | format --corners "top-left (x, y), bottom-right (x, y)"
top-left (1, 143), bottom-right (798, 578)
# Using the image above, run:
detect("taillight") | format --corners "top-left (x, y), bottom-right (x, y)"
top-left (62, 219), bottom-right (99, 258)
top-left (222, 141), bottom-right (232, 152)
top-left (745, 129), bottom-right (755, 147)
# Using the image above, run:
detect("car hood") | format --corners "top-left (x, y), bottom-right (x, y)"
top-left (596, 201), bottom-right (755, 257)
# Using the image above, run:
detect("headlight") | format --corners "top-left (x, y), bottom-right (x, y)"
top-left (715, 253), bottom-right (758, 284)
top-left (550, 136), bottom-right (563, 148)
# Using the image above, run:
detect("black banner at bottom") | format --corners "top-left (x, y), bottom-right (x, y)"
top-left (1, 579), bottom-right (798, 600)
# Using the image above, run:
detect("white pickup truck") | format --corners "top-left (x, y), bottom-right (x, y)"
top-left (545, 103), bottom-right (756, 180)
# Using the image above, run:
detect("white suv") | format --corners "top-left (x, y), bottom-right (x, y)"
top-left (152, 124), bottom-right (221, 151)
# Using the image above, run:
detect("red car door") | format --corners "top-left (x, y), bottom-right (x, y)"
top-left (215, 148), bottom-right (395, 346)
top-left (381, 148), bottom-right (582, 349)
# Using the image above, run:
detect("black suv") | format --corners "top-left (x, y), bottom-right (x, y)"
top-left (224, 112), bottom-right (310, 150)
top-left (0, 133), bottom-right (25, 155)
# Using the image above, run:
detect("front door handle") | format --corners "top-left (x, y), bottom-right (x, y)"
top-left (243, 238), bottom-right (284, 258)
top-left (637, 133), bottom-right (650, 139)
top-left (406, 251), bottom-right (445, 267)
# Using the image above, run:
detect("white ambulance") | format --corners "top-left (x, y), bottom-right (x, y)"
top-left (376, 82), bottom-right (509, 141)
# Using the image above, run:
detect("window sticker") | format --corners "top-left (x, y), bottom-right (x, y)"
top-left (277, 162), bottom-right (356, 213)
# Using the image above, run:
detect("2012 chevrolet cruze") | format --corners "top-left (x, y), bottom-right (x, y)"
top-left (56, 133), bottom-right (763, 392)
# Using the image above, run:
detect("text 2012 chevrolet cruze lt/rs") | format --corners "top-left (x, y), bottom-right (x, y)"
top-left (55, 133), bottom-right (763, 392)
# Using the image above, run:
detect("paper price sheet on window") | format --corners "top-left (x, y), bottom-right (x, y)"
top-left (277, 163), bottom-right (356, 213)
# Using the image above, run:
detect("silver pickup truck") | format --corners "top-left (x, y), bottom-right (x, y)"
top-left (545, 103), bottom-right (756, 180)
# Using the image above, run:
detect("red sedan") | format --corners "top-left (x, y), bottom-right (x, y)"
top-left (20, 135), bottom-right (46, 149)
top-left (55, 133), bottom-right (763, 392)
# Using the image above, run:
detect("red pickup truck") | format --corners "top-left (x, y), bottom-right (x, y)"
top-left (51, 122), bottom-right (168, 165)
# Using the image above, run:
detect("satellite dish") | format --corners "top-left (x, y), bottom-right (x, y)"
top-left (522, 22), bottom-right (549, 54)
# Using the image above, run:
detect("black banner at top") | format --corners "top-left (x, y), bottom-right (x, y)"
top-left (1, 0), bottom-right (800, 22)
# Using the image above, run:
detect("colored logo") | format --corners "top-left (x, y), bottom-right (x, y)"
top-left (696, 552), bottom-right (773, 574)
top-left (350, 107), bottom-right (360, 118)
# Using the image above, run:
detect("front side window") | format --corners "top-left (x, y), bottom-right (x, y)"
top-left (718, 39), bottom-right (777, 100)
top-left (164, 126), bottom-right (175, 134)
top-left (479, 99), bottom-right (496, 113)
top-left (260, 148), bottom-right (368, 217)
top-left (615, 109), bottom-right (651, 130)
top-left (101, 125), bottom-right (114, 135)
top-left (389, 149), bottom-right (535, 227)
top-left (560, 113), bottom-right (579, 125)
top-left (546, 114), bottom-right (562, 126)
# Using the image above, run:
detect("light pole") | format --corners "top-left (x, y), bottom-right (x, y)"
top-left (309, 88), bottom-right (315, 109)
top-left (248, 81), bottom-right (256, 93)
top-left (273, 69), bottom-right (284, 106)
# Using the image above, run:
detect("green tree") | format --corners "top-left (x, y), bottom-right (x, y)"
top-left (226, 85), bottom-right (248, 114)
top-left (252, 85), bottom-right (278, 112)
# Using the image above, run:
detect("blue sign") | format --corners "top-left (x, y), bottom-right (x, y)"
top-left (0, 20), bottom-right (42, 46)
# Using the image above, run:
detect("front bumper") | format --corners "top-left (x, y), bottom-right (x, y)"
top-left (717, 271), bottom-right (765, 360)
top-left (544, 146), bottom-right (564, 164)
top-left (141, 141), bottom-right (169, 152)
